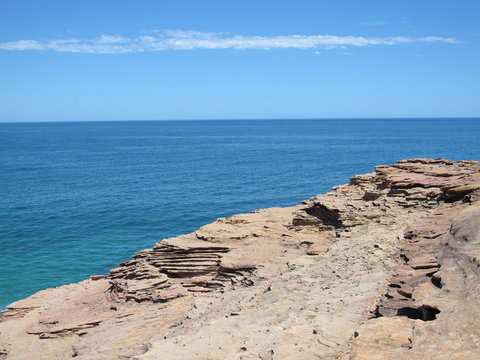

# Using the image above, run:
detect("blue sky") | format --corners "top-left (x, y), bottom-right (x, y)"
top-left (1, 0), bottom-right (479, 121)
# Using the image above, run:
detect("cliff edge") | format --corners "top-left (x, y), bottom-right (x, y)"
top-left (1, 159), bottom-right (480, 359)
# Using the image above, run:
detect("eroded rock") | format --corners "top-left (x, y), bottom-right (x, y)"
top-left (1, 159), bottom-right (479, 359)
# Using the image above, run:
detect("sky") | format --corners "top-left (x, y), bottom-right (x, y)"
top-left (0, 0), bottom-right (479, 122)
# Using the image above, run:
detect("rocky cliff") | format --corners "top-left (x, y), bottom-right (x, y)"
top-left (1, 159), bottom-right (479, 359)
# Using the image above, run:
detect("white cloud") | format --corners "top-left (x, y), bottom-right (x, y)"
top-left (0, 30), bottom-right (460, 54)
top-left (419, 36), bottom-right (459, 44)
top-left (96, 35), bottom-right (130, 44)
top-left (0, 39), bottom-right (44, 51)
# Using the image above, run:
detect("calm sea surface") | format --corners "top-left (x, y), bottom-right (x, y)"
top-left (1, 119), bottom-right (479, 309)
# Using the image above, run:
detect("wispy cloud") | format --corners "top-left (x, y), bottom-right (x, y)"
top-left (0, 30), bottom-right (460, 54)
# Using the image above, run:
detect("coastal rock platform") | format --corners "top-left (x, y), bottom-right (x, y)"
top-left (1, 159), bottom-right (480, 359)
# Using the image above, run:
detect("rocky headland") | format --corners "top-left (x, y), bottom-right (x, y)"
top-left (1, 159), bottom-right (480, 359)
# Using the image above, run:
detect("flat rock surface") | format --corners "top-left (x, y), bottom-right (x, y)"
top-left (1, 159), bottom-right (479, 359)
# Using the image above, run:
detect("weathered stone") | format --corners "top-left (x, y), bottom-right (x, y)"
top-left (1, 159), bottom-right (479, 359)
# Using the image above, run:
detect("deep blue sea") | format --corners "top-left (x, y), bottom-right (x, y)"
top-left (1, 119), bottom-right (479, 310)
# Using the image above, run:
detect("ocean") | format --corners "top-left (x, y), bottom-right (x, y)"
top-left (0, 118), bottom-right (479, 310)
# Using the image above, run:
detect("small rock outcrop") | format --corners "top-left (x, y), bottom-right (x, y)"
top-left (1, 159), bottom-right (479, 359)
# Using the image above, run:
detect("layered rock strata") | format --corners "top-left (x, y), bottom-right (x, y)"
top-left (1, 159), bottom-right (479, 359)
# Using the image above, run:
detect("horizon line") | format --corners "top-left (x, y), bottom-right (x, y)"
top-left (1, 116), bottom-right (479, 124)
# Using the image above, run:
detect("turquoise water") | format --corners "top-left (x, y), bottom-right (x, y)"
top-left (1, 119), bottom-right (479, 309)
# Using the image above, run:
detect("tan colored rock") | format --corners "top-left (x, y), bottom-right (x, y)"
top-left (1, 159), bottom-right (479, 359)
top-left (445, 183), bottom-right (480, 201)
top-left (350, 317), bottom-right (415, 359)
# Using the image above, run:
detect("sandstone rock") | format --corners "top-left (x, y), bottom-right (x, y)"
top-left (444, 183), bottom-right (480, 201)
top-left (1, 159), bottom-right (479, 359)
